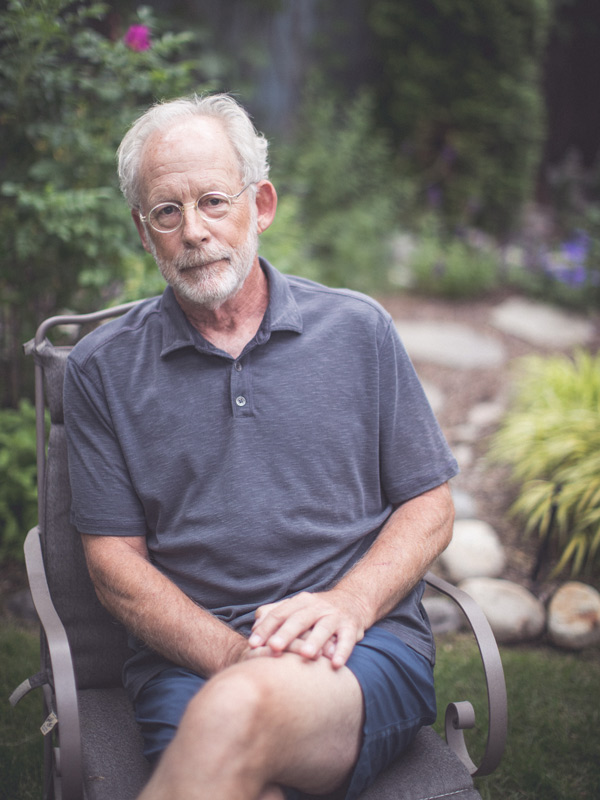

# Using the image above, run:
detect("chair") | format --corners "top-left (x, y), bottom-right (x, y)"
top-left (11, 303), bottom-right (507, 800)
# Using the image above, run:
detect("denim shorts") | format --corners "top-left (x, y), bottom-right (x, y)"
top-left (134, 627), bottom-right (436, 800)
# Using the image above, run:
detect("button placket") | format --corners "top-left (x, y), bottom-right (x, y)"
top-left (231, 358), bottom-right (252, 416)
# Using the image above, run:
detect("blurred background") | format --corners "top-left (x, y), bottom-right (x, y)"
top-left (1, 2), bottom-right (599, 798)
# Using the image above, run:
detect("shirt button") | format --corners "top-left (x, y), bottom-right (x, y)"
top-left (235, 395), bottom-right (247, 407)
top-left (234, 361), bottom-right (243, 372)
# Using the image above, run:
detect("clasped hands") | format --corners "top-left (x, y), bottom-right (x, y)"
top-left (245, 588), bottom-right (370, 669)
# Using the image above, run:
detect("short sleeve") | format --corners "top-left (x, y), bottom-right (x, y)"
top-left (377, 319), bottom-right (458, 504)
top-left (64, 355), bottom-right (148, 536)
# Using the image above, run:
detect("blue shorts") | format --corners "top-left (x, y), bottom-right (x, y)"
top-left (134, 627), bottom-right (436, 800)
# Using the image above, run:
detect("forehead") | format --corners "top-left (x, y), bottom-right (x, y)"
top-left (139, 117), bottom-right (242, 201)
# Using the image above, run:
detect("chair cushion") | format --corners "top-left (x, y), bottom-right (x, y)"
top-left (79, 688), bottom-right (151, 800)
top-left (77, 688), bottom-right (479, 800)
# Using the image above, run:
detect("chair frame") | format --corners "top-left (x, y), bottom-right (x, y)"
top-left (20, 304), bottom-right (507, 800)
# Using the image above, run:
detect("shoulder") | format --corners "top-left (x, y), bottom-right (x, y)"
top-left (68, 296), bottom-right (163, 371)
top-left (284, 274), bottom-right (393, 332)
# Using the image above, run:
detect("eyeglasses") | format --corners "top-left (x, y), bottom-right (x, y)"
top-left (139, 184), bottom-right (253, 234)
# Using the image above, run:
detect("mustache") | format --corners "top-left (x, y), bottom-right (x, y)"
top-left (174, 249), bottom-right (231, 270)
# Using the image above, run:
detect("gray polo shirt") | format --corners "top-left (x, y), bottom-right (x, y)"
top-left (65, 259), bottom-right (458, 694)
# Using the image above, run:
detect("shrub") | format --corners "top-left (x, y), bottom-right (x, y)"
top-left (490, 351), bottom-right (600, 577)
top-left (261, 87), bottom-right (409, 293)
top-left (405, 215), bottom-right (502, 298)
top-left (0, 400), bottom-right (40, 563)
top-left (0, 0), bottom-right (218, 405)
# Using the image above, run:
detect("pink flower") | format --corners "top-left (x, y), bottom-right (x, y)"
top-left (124, 25), bottom-right (151, 52)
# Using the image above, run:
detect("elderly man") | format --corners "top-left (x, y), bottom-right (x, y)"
top-left (64, 94), bottom-right (458, 800)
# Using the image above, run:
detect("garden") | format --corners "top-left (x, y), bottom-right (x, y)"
top-left (1, 1), bottom-right (599, 798)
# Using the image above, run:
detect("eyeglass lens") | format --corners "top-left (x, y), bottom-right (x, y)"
top-left (149, 192), bottom-right (233, 231)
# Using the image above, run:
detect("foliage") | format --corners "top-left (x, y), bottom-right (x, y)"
top-left (490, 351), bottom-right (600, 577)
top-left (401, 214), bottom-right (502, 298)
top-left (0, 400), bottom-right (40, 563)
top-left (367, 0), bottom-right (553, 235)
top-left (0, 625), bottom-right (42, 800)
top-left (261, 87), bottom-right (409, 292)
top-left (0, 0), bottom-right (219, 406)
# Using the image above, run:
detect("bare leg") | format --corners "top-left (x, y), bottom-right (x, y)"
top-left (138, 653), bottom-right (364, 800)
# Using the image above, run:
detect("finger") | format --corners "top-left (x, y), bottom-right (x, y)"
top-left (249, 594), bottom-right (317, 649)
top-left (329, 623), bottom-right (363, 669)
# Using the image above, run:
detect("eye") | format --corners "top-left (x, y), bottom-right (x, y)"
top-left (151, 203), bottom-right (182, 230)
top-left (198, 193), bottom-right (230, 218)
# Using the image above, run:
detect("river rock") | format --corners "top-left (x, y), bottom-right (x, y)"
top-left (439, 519), bottom-right (506, 582)
top-left (458, 578), bottom-right (546, 643)
top-left (422, 595), bottom-right (463, 636)
top-left (547, 582), bottom-right (600, 650)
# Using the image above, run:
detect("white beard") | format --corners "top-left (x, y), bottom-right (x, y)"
top-left (148, 214), bottom-right (259, 311)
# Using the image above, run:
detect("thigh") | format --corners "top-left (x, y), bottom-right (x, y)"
top-left (342, 628), bottom-right (437, 800)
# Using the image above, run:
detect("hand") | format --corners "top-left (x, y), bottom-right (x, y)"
top-left (247, 589), bottom-right (370, 669)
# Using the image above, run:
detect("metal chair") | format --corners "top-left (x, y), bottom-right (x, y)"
top-left (11, 303), bottom-right (507, 800)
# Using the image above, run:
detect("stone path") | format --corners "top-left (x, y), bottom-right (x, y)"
top-left (392, 296), bottom-right (600, 648)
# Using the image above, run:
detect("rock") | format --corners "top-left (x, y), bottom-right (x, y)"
top-left (451, 488), bottom-right (478, 520)
top-left (421, 379), bottom-right (444, 414)
top-left (394, 320), bottom-right (506, 369)
top-left (459, 578), bottom-right (546, 643)
top-left (547, 582), bottom-right (600, 650)
top-left (422, 595), bottom-right (463, 636)
top-left (490, 297), bottom-right (595, 349)
top-left (440, 519), bottom-right (506, 582)
top-left (467, 401), bottom-right (505, 430)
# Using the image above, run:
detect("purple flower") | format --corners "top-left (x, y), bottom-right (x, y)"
top-left (560, 231), bottom-right (589, 265)
top-left (124, 24), bottom-right (151, 52)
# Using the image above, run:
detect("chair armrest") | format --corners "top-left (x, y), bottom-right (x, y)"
top-left (425, 570), bottom-right (508, 777)
top-left (24, 526), bottom-right (83, 800)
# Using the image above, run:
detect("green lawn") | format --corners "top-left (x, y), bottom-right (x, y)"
top-left (2, 624), bottom-right (599, 799)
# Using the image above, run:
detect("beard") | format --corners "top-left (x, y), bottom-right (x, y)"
top-left (148, 215), bottom-right (259, 311)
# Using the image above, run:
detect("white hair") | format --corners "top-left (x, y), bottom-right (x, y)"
top-left (117, 93), bottom-right (270, 208)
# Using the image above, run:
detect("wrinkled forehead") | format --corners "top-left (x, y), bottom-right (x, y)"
top-left (139, 117), bottom-right (243, 194)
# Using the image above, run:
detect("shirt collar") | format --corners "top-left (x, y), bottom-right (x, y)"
top-left (160, 258), bottom-right (303, 357)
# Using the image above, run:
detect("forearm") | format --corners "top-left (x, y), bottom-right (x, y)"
top-left (331, 482), bottom-right (454, 628)
top-left (249, 482), bottom-right (454, 667)
top-left (82, 535), bottom-right (248, 676)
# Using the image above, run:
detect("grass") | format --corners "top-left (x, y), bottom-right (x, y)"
top-left (434, 634), bottom-right (600, 800)
top-left (1, 624), bottom-right (599, 799)
top-left (0, 623), bottom-right (43, 800)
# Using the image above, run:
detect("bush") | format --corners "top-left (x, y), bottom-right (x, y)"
top-left (490, 351), bottom-right (600, 577)
top-left (0, 400), bottom-right (40, 563)
top-left (0, 0), bottom-right (219, 405)
top-left (261, 87), bottom-right (409, 293)
top-left (404, 215), bottom-right (502, 298)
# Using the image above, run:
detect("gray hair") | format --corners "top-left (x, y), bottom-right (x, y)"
top-left (117, 93), bottom-right (270, 208)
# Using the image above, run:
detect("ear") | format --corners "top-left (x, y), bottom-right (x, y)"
top-left (132, 209), bottom-right (153, 253)
top-left (254, 181), bottom-right (278, 235)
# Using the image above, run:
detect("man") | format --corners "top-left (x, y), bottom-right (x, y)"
top-left (64, 93), bottom-right (458, 800)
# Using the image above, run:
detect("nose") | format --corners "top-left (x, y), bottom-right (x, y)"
top-left (180, 201), bottom-right (211, 247)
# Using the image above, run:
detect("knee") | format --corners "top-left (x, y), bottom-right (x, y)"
top-left (183, 664), bottom-right (275, 747)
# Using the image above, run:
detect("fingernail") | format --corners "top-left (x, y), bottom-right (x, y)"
top-left (248, 634), bottom-right (262, 647)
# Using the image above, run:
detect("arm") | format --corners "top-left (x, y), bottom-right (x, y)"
top-left (81, 533), bottom-right (249, 676)
top-left (248, 482), bottom-right (454, 668)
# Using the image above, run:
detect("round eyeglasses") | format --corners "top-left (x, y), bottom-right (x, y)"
top-left (139, 184), bottom-right (253, 233)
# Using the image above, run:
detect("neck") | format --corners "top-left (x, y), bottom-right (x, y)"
top-left (175, 259), bottom-right (269, 359)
